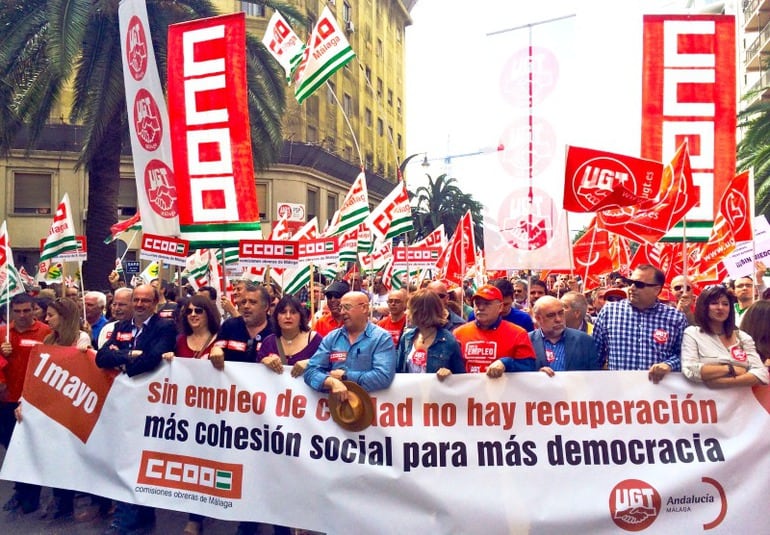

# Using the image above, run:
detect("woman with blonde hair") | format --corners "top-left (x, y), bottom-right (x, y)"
top-left (396, 289), bottom-right (464, 380)
top-left (17, 298), bottom-right (90, 520)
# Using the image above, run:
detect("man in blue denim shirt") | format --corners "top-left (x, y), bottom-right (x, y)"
top-left (305, 291), bottom-right (396, 401)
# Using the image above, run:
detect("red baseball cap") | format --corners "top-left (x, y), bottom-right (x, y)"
top-left (473, 284), bottom-right (503, 302)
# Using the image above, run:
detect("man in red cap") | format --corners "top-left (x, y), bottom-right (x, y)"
top-left (453, 284), bottom-right (535, 377)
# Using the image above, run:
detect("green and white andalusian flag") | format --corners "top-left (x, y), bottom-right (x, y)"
top-left (262, 11), bottom-right (306, 83)
top-left (366, 181), bottom-right (414, 242)
top-left (40, 194), bottom-right (79, 262)
top-left (293, 6), bottom-right (356, 104)
top-left (280, 218), bottom-right (320, 295)
top-left (326, 172), bottom-right (369, 236)
top-left (0, 222), bottom-right (25, 306)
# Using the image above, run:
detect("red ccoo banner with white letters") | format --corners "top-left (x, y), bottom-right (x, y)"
top-left (3, 346), bottom-right (770, 533)
top-left (167, 13), bottom-right (262, 248)
top-left (642, 15), bottom-right (736, 241)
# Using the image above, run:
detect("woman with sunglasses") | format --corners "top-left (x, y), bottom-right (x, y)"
top-left (161, 295), bottom-right (220, 535)
top-left (396, 289), bottom-right (464, 380)
top-left (681, 285), bottom-right (768, 388)
top-left (16, 298), bottom-right (91, 520)
top-left (163, 295), bottom-right (221, 361)
top-left (258, 295), bottom-right (322, 377)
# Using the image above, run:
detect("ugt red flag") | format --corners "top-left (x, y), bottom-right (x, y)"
top-left (698, 170), bottom-right (753, 273)
top-left (598, 142), bottom-right (700, 244)
top-left (563, 146), bottom-right (662, 212)
top-left (572, 218), bottom-right (613, 286)
top-left (438, 211), bottom-right (476, 283)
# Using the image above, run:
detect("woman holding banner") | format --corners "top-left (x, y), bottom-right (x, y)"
top-left (15, 298), bottom-right (91, 521)
top-left (161, 294), bottom-right (220, 535)
top-left (681, 285), bottom-right (768, 387)
top-left (163, 295), bottom-right (220, 362)
top-left (396, 289), bottom-right (464, 379)
top-left (258, 295), bottom-right (321, 377)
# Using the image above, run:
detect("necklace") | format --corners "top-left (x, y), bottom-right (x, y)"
top-left (283, 332), bottom-right (300, 345)
top-left (417, 329), bottom-right (437, 345)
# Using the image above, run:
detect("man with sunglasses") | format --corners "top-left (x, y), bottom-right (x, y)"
top-left (669, 274), bottom-right (696, 325)
top-left (313, 280), bottom-right (350, 337)
top-left (427, 280), bottom-right (465, 329)
top-left (377, 289), bottom-right (408, 346)
top-left (305, 291), bottom-right (396, 401)
top-left (593, 264), bottom-right (688, 383)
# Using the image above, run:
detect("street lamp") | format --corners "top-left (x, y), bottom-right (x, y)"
top-left (397, 152), bottom-right (429, 181)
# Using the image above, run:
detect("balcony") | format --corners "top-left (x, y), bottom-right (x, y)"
top-left (745, 19), bottom-right (770, 70)
top-left (744, 0), bottom-right (770, 32)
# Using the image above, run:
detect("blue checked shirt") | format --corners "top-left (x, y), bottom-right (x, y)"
top-left (593, 300), bottom-right (687, 371)
top-left (542, 332), bottom-right (567, 372)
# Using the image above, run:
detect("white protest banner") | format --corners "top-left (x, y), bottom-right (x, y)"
top-left (723, 216), bottom-right (770, 280)
top-left (3, 349), bottom-right (769, 534)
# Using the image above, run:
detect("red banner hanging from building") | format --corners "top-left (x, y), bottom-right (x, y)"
top-left (168, 13), bottom-right (261, 247)
top-left (642, 15), bottom-right (736, 241)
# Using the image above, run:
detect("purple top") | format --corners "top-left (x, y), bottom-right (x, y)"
top-left (257, 331), bottom-right (322, 365)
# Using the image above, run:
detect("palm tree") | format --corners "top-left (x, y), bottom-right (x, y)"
top-left (0, 1), bottom-right (301, 286)
top-left (737, 97), bottom-right (770, 220)
top-left (410, 173), bottom-right (485, 247)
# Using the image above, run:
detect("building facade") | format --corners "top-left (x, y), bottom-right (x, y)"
top-left (1, 0), bottom-right (415, 276)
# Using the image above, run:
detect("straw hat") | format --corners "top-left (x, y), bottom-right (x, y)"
top-left (328, 381), bottom-right (375, 432)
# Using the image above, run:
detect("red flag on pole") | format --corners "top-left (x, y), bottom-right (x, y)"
top-left (438, 211), bottom-right (476, 283)
top-left (698, 170), bottom-right (753, 273)
top-left (563, 146), bottom-right (662, 212)
top-left (597, 142), bottom-right (700, 244)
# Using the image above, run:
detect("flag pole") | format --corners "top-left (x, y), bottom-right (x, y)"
top-left (4, 229), bottom-right (10, 340)
top-left (681, 217), bottom-right (688, 279)
top-left (120, 229), bottom-right (140, 285)
top-left (325, 81), bottom-right (363, 168)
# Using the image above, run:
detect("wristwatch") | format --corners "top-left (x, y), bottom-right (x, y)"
top-left (727, 363), bottom-right (736, 377)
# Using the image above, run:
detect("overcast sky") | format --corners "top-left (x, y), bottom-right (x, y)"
top-left (402, 0), bottom-right (702, 233)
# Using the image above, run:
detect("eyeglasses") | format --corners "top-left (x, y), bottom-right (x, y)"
top-left (325, 293), bottom-right (343, 299)
top-left (436, 293), bottom-right (448, 299)
top-left (341, 303), bottom-right (367, 311)
top-left (605, 296), bottom-right (624, 302)
top-left (672, 285), bottom-right (692, 292)
top-left (623, 278), bottom-right (661, 289)
top-left (185, 307), bottom-right (205, 316)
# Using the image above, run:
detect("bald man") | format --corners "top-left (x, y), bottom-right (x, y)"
top-left (427, 280), bottom-right (465, 329)
top-left (305, 292), bottom-right (396, 401)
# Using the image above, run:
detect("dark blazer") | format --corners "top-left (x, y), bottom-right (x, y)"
top-left (530, 327), bottom-right (599, 371)
top-left (96, 314), bottom-right (177, 376)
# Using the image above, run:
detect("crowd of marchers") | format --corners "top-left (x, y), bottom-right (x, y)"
top-left (0, 260), bottom-right (768, 535)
